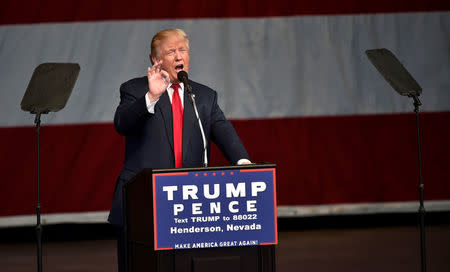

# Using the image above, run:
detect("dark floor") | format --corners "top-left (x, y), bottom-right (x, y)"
top-left (1, 213), bottom-right (450, 272)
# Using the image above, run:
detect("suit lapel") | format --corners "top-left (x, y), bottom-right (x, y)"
top-left (156, 92), bottom-right (174, 153)
top-left (157, 87), bottom-right (199, 164)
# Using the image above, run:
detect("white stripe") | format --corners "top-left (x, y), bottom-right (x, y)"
top-left (0, 200), bottom-right (448, 227)
top-left (0, 12), bottom-right (449, 127)
top-left (277, 200), bottom-right (450, 217)
top-left (0, 211), bottom-right (109, 227)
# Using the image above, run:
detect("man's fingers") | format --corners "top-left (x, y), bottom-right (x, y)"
top-left (156, 60), bottom-right (162, 72)
top-left (161, 70), bottom-right (169, 82)
top-left (149, 66), bottom-right (156, 77)
top-left (150, 61), bottom-right (160, 72)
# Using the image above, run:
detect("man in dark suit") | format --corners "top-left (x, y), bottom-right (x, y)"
top-left (108, 28), bottom-right (250, 271)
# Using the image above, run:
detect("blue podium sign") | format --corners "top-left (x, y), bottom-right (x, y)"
top-left (152, 167), bottom-right (277, 250)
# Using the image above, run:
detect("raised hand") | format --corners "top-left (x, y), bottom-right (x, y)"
top-left (147, 60), bottom-right (170, 102)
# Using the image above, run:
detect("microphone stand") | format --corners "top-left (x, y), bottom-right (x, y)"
top-left (35, 111), bottom-right (45, 272)
top-left (185, 84), bottom-right (208, 167)
top-left (365, 48), bottom-right (427, 272)
top-left (411, 95), bottom-right (426, 272)
top-left (20, 63), bottom-right (80, 272)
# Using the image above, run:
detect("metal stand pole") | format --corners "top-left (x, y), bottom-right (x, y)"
top-left (186, 84), bottom-right (208, 167)
top-left (34, 113), bottom-right (43, 272)
top-left (412, 96), bottom-right (426, 272)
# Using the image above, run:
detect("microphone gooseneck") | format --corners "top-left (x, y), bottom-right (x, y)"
top-left (176, 71), bottom-right (208, 167)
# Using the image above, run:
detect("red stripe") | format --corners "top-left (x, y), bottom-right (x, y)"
top-left (0, 123), bottom-right (123, 216)
top-left (1, 0), bottom-right (449, 25)
top-left (154, 172), bottom-right (189, 176)
top-left (0, 112), bottom-right (449, 217)
top-left (240, 169), bottom-right (275, 172)
top-left (211, 112), bottom-right (450, 205)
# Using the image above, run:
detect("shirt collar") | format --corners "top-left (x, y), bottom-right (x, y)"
top-left (168, 82), bottom-right (184, 91)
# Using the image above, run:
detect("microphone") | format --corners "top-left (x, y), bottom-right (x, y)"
top-left (177, 71), bottom-right (192, 94)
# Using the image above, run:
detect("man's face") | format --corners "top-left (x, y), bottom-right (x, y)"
top-left (153, 35), bottom-right (190, 83)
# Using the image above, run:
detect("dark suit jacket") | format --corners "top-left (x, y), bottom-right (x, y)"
top-left (108, 76), bottom-right (249, 226)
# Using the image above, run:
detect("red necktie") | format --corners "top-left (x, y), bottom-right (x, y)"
top-left (171, 84), bottom-right (183, 168)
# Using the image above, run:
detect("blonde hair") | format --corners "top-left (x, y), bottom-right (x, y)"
top-left (150, 29), bottom-right (190, 65)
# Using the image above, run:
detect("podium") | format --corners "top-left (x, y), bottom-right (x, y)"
top-left (123, 164), bottom-right (277, 272)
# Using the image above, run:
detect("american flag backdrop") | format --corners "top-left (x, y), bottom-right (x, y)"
top-left (1, 0), bottom-right (449, 226)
